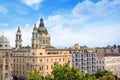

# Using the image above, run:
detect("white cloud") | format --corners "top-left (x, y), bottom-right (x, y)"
top-left (0, 6), bottom-right (8, 14)
top-left (22, 0), bottom-right (42, 10)
top-left (0, 23), bottom-right (8, 27)
top-left (72, 0), bottom-right (120, 20)
top-left (45, 14), bottom-right (120, 48)
top-left (2, 0), bottom-right (120, 48)
top-left (44, 0), bottom-right (120, 47)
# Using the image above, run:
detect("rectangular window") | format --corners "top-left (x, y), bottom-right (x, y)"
top-left (17, 59), bottom-right (18, 63)
top-left (5, 65), bottom-right (8, 70)
top-left (47, 65), bottom-right (48, 70)
top-left (0, 64), bottom-right (3, 69)
top-left (59, 58), bottom-right (61, 62)
top-left (32, 59), bottom-right (35, 63)
top-left (40, 59), bottom-right (42, 64)
top-left (5, 59), bottom-right (8, 64)
top-left (63, 58), bottom-right (65, 62)
top-left (6, 52), bottom-right (8, 57)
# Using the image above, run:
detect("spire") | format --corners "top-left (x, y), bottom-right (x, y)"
top-left (39, 17), bottom-right (44, 27)
top-left (17, 26), bottom-right (21, 33)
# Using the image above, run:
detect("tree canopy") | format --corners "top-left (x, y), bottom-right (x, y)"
top-left (28, 64), bottom-right (117, 80)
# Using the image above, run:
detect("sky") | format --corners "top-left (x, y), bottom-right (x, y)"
top-left (0, 0), bottom-right (120, 48)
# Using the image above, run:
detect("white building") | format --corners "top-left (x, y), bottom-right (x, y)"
top-left (97, 53), bottom-right (120, 77)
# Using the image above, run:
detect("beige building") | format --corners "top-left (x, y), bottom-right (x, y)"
top-left (97, 53), bottom-right (120, 77)
top-left (0, 35), bottom-right (13, 80)
top-left (12, 18), bottom-right (72, 80)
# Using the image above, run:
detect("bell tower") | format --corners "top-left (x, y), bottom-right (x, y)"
top-left (32, 24), bottom-right (38, 48)
top-left (15, 26), bottom-right (22, 49)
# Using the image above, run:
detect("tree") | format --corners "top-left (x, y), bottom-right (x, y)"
top-left (44, 74), bottom-right (52, 80)
top-left (52, 63), bottom-right (83, 80)
top-left (95, 70), bottom-right (109, 78)
top-left (28, 69), bottom-right (43, 80)
top-left (94, 70), bottom-right (116, 80)
top-left (81, 73), bottom-right (94, 80)
top-left (28, 66), bottom-right (118, 80)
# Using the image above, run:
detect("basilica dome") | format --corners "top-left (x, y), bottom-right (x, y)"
top-left (0, 35), bottom-right (9, 43)
top-left (0, 35), bottom-right (10, 49)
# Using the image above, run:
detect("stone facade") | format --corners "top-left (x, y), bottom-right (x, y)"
top-left (0, 35), bottom-right (13, 80)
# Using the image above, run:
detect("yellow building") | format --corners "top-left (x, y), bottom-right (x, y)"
top-left (12, 18), bottom-right (72, 80)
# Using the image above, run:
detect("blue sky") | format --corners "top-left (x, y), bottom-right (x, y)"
top-left (0, 0), bottom-right (120, 48)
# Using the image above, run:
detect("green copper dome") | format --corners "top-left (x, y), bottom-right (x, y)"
top-left (37, 18), bottom-right (48, 34)
top-left (38, 26), bottom-right (45, 32)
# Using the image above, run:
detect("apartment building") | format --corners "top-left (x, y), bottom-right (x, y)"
top-left (70, 44), bottom-right (97, 74)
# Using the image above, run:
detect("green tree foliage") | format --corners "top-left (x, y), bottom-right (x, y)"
top-left (52, 63), bottom-right (84, 80)
top-left (28, 69), bottom-right (43, 80)
top-left (94, 70), bottom-right (116, 80)
top-left (28, 64), bottom-right (118, 80)
top-left (81, 73), bottom-right (95, 80)
top-left (95, 70), bottom-right (110, 78)
top-left (44, 74), bottom-right (52, 80)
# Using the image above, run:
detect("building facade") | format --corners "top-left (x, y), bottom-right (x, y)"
top-left (97, 53), bottom-right (120, 77)
top-left (0, 35), bottom-right (13, 80)
top-left (12, 18), bottom-right (72, 80)
top-left (70, 44), bottom-right (97, 74)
